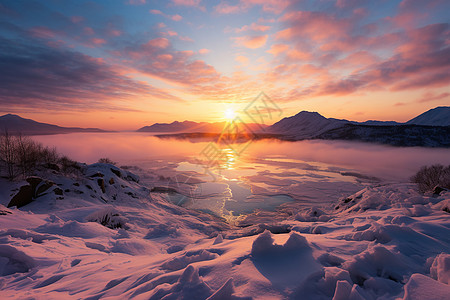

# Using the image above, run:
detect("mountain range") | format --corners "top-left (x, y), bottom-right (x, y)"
top-left (137, 120), bottom-right (267, 133)
top-left (268, 107), bottom-right (450, 147)
top-left (0, 106), bottom-right (448, 146)
top-left (0, 114), bottom-right (106, 135)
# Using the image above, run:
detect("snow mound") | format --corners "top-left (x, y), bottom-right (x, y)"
top-left (402, 273), bottom-right (450, 300)
top-left (149, 265), bottom-right (213, 300)
top-left (430, 253), bottom-right (450, 284)
top-left (35, 220), bottom-right (115, 239)
top-left (251, 230), bottom-right (310, 257)
top-left (0, 245), bottom-right (35, 276)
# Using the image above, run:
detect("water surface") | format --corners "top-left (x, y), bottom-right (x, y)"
top-left (33, 132), bottom-right (450, 220)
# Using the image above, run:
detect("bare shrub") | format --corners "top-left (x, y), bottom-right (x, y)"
top-left (0, 130), bottom-right (71, 179)
top-left (97, 157), bottom-right (117, 165)
top-left (59, 156), bottom-right (81, 175)
top-left (411, 164), bottom-right (450, 193)
top-left (86, 207), bottom-right (126, 229)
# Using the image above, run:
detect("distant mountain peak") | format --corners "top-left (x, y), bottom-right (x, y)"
top-left (406, 106), bottom-right (450, 126)
top-left (0, 113), bottom-right (107, 135)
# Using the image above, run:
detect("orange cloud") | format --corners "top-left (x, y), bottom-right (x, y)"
top-left (234, 35), bottom-right (268, 49)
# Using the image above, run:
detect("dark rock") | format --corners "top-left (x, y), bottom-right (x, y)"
top-left (89, 172), bottom-right (104, 178)
top-left (109, 178), bottom-right (115, 185)
top-left (73, 182), bottom-right (80, 186)
top-left (97, 179), bottom-right (106, 193)
top-left (8, 185), bottom-right (33, 208)
top-left (54, 188), bottom-right (63, 196)
top-left (110, 168), bottom-right (121, 177)
top-left (35, 181), bottom-right (55, 197)
top-left (0, 208), bottom-right (12, 215)
top-left (433, 186), bottom-right (448, 196)
top-left (26, 177), bottom-right (43, 192)
top-left (151, 186), bottom-right (177, 193)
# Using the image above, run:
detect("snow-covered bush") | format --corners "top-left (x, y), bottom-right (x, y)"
top-left (411, 164), bottom-right (450, 193)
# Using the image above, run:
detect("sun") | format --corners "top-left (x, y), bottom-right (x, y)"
top-left (224, 108), bottom-right (236, 121)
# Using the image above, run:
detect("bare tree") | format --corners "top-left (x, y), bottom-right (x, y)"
top-left (0, 129), bottom-right (17, 179)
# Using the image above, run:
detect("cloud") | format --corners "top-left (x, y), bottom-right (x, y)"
top-left (127, 0), bottom-right (146, 5)
top-left (235, 22), bottom-right (271, 33)
top-left (235, 55), bottom-right (249, 66)
top-left (171, 0), bottom-right (205, 10)
top-left (0, 37), bottom-right (183, 112)
top-left (145, 37), bottom-right (170, 49)
top-left (150, 9), bottom-right (183, 21)
top-left (417, 92), bottom-right (450, 103)
top-left (198, 48), bottom-right (210, 54)
top-left (234, 35), bottom-right (268, 49)
top-left (118, 37), bottom-right (220, 86)
top-left (29, 26), bottom-right (57, 39)
top-left (70, 16), bottom-right (84, 24)
top-left (215, 0), bottom-right (291, 14)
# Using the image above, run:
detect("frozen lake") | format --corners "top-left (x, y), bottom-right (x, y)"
top-left (33, 132), bottom-right (450, 221)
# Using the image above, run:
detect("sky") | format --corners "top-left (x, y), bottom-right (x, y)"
top-left (0, 0), bottom-right (449, 130)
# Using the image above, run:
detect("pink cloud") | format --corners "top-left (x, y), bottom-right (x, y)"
top-left (235, 55), bottom-right (249, 65)
top-left (145, 38), bottom-right (170, 49)
top-left (266, 43), bottom-right (289, 56)
top-left (278, 11), bottom-right (350, 42)
top-left (215, 0), bottom-right (290, 14)
top-left (108, 29), bottom-right (122, 37)
top-left (29, 26), bottom-right (56, 39)
top-left (83, 27), bottom-right (95, 35)
top-left (90, 38), bottom-right (107, 45)
top-left (70, 16), bottom-right (84, 24)
top-left (150, 9), bottom-right (163, 15)
top-left (198, 48), bottom-right (210, 54)
top-left (171, 14), bottom-right (183, 21)
top-left (128, 0), bottom-right (146, 5)
top-left (242, 0), bottom-right (291, 14)
top-left (236, 22), bottom-right (271, 33)
top-left (234, 35), bottom-right (268, 49)
top-left (418, 92), bottom-right (450, 103)
top-left (215, 2), bottom-right (241, 14)
top-left (150, 9), bottom-right (183, 21)
top-left (171, 0), bottom-right (206, 11)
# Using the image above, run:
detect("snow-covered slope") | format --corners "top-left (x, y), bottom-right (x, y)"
top-left (406, 106), bottom-right (450, 126)
top-left (0, 114), bottom-right (106, 135)
top-left (268, 111), bottom-right (349, 139)
top-left (1, 163), bottom-right (449, 299)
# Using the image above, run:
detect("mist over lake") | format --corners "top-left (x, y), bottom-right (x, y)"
top-left (33, 132), bottom-right (450, 182)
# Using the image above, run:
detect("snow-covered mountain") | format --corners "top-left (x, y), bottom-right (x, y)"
top-left (0, 114), bottom-right (106, 135)
top-left (267, 108), bottom-right (450, 147)
top-left (268, 111), bottom-right (349, 139)
top-left (406, 106), bottom-right (450, 126)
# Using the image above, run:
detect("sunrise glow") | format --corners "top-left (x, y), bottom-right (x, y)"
top-left (0, 1), bottom-right (448, 130)
top-left (224, 109), bottom-right (237, 121)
